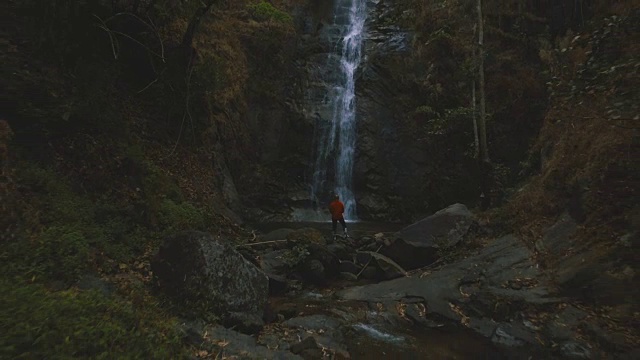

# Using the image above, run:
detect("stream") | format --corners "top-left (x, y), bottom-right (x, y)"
top-left (266, 289), bottom-right (508, 359)
top-left (248, 221), bottom-right (511, 359)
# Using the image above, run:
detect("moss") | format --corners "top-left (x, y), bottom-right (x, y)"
top-left (36, 225), bottom-right (91, 281)
top-left (157, 199), bottom-right (206, 234)
top-left (247, 1), bottom-right (293, 24)
top-left (143, 163), bottom-right (184, 204)
top-left (0, 279), bottom-right (186, 359)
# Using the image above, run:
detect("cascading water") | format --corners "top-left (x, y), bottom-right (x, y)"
top-left (311, 0), bottom-right (367, 221)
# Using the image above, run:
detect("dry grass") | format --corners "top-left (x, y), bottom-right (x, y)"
top-left (0, 120), bottom-right (11, 171)
top-left (494, 10), bottom-right (639, 258)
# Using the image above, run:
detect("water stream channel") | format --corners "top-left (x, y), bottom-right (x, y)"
top-left (250, 221), bottom-right (511, 359)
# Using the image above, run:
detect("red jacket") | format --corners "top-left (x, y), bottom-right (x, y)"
top-left (329, 200), bottom-right (345, 220)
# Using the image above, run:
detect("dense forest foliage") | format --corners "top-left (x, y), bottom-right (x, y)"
top-left (1, 0), bottom-right (637, 357)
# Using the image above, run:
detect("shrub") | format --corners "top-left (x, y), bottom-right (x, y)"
top-left (0, 280), bottom-right (185, 358)
top-left (157, 199), bottom-right (206, 233)
top-left (247, 1), bottom-right (293, 24)
top-left (34, 225), bottom-right (91, 281)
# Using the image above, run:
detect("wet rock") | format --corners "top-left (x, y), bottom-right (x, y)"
top-left (260, 250), bottom-right (289, 275)
top-left (308, 243), bottom-right (340, 272)
top-left (492, 326), bottom-right (525, 347)
top-left (381, 203), bottom-right (474, 269)
top-left (263, 228), bottom-right (296, 242)
top-left (259, 250), bottom-right (290, 294)
top-left (302, 259), bottom-right (326, 284)
top-left (355, 252), bottom-right (372, 265)
top-left (223, 311), bottom-right (265, 335)
top-left (290, 336), bottom-right (319, 354)
top-left (327, 243), bottom-right (351, 260)
top-left (283, 315), bottom-right (349, 356)
top-left (268, 275), bottom-right (289, 295)
top-left (257, 332), bottom-right (291, 351)
top-left (555, 246), bottom-right (616, 298)
top-left (491, 323), bottom-right (538, 347)
top-left (284, 314), bottom-right (342, 332)
top-left (202, 325), bottom-right (302, 359)
top-left (338, 235), bottom-right (557, 342)
top-left (557, 306), bottom-right (589, 327)
top-left (396, 203), bottom-right (473, 247)
top-left (589, 271), bottom-right (634, 305)
top-left (545, 320), bottom-right (574, 341)
top-left (583, 322), bottom-right (634, 353)
top-left (358, 193), bottom-right (390, 218)
top-left (340, 272), bottom-right (359, 281)
top-left (560, 341), bottom-right (592, 359)
top-left (359, 251), bottom-right (407, 280)
top-left (359, 266), bottom-right (380, 280)
top-left (338, 260), bottom-right (361, 275)
top-left (151, 231), bottom-right (269, 316)
top-left (468, 318), bottom-right (498, 338)
top-left (360, 241), bottom-right (382, 251)
top-left (274, 302), bottom-right (301, 320)
top-left (404, 302), bottom-right (443, 328)
top-left (535, 211), bottom-right (577, 254)
top-left (619, 348), bottom-right (640, 360)
top-left (260, 241), bottom-right (340, 287)
top-left (178, 318), bottom-right (206, 346)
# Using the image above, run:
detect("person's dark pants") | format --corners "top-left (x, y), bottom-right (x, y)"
top-left (332, 217), bottom-right (347, 233)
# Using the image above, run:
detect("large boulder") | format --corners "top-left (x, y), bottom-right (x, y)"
top-left (151, 231), bottom-right (269, 316)
top-left (381, 203), bottom-right (474, 269)
top-left (258, 249), bottom-right (290, 295)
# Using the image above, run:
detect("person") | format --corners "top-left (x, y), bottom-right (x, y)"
top-left (328, 194), bottom-right (347, 235)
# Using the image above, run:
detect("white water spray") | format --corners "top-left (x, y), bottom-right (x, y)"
top-left (311, 0), bottom-right (367, 220)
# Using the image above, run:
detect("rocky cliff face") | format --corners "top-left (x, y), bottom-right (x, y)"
top-left (354, 0), bottom-right (428, 222)
top-left (237, 0), bottom-right (424, 222)
top-left (236, 0), bottom-right (556, 223)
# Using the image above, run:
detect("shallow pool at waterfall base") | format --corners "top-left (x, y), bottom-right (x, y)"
top-left (346, 325), bottom-right (510, 360)
top-left (249, 221), bottom-right (407, 236)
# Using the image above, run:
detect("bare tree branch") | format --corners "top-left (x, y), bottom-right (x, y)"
top-left (103, 12), bottom-right (165, 62)
top-left (168, 61), bottom-right (196, 156)
top-left (93, 15), bottom-right (119, 59)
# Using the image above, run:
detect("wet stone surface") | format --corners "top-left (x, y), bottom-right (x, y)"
top-left (184, 209), bottom-right (636, 359)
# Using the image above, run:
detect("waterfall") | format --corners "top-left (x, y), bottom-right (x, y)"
top-left (311, 0), bottom-right (367, 221)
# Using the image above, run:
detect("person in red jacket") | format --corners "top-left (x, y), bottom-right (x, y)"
top-left (328, 194), bottom-right (347, 235)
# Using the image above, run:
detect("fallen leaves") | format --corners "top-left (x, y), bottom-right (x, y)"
top-left (501, 277), bottom-right (538, 290)
top-left (449, 302), bottom-right (470, 327)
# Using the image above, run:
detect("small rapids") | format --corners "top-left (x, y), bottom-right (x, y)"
top-left (352, 323), bottom-right (405, 343)
top-left (253, 221), bottom-right (512, 359)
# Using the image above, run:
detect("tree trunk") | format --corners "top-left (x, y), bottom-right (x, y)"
top-left (182, 0), bottom-right (217, 49)
top-left (477, 0), bottom-right (491, 210)
top-left (477, 0), bottom-right (489, 163)
top-left (472, 81), bottom-right (479, 159)
top-left (169, 0), bottom-right (217, 74)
